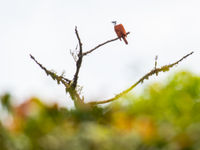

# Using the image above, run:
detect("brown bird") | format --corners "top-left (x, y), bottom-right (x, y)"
top-left (112, 21), bottom-right (128, 44)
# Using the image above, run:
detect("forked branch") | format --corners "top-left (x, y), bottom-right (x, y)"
top-left (30, 26), bottom-right (193, 109)
top-left (71, 29), bottom-right (130, 88)
top-left (87, 51), bottom-right (194, 105)
top-left (30, 27), bottom-right (132, 109)
top-left (30, 54), bottom-right (84, 108)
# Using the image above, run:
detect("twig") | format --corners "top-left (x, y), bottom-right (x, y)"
top-left (83, 32), bottom-right (130, 56)
top-left (155, 55), bottom-right (158, 75)
top-left (30, 54), bottom-right (71, 87)
top-left (87, 51), bottom-right (194, 105)
top-left (154, 55), bottom-right (158, 69)
top-left (70, 49), bottom-right (78, 62)
top-left (72, 26), bottom-right (83, 89)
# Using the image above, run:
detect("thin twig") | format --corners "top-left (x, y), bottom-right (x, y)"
top-left (72, 26), bottom-right (83, 88)
top-left (87, 51), bottom-right (194, 105)
top-left (154, 55), bottom-right (158, 69)
top-left (83, 32), bottom-right (130, 56)
top-left (30, 54), bottom-right (71, 87)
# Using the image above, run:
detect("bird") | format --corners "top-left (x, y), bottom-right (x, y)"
top-left (112, 21), bottom-right (128, 45)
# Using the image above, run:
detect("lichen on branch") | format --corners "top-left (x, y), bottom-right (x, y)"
top-left (87, 51), bottom-right (194, 105)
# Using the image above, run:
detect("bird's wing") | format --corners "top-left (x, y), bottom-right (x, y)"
top-left (114, 24), bottom-right (127, 37)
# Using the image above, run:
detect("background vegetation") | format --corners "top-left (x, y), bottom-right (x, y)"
top-left (1, 71), bottom-right (200, 150)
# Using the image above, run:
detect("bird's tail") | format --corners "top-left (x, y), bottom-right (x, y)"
top-left (122, 36), bottom-right (128, 45)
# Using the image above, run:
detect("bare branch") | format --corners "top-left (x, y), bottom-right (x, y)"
top-left (154, 55), bottom-right (158, 75)
top-left (87, 51), bottom-right (194, 105)
top-left (30, 54), bottom-right (71, 87)
top-left (30, 25), bottom-right (193, 109)
top-left (83, 32), bottom-right (130, 56)
top-left (154, 55), bottom-right (158, 69)
top-left (72, 26), bottom-right (83, 89)
top-left (30, 54), bottom-right (85, 107)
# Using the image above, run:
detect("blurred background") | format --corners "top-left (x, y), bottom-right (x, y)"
top-left (1, 71), bottom-right (200, 150)
top-left (1, 1), bottom-right (200, 149)
top-left (0, 0), bottom-right (199, 107)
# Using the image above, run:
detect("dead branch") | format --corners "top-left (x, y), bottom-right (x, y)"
top-left (154, 55), bottom-right (158, 71)
top-left (83, 32), bottom-right (130, 56)
top-left (30, 54), bottom-right (84, 107)
top-left (30, 54), bottom-right (71, 86)
top-left (72, 26), bottom-right (83, 89)
top-left (30, 25), bottom-right (193, 109)
top-left (87, 51), bottom-right (194, 105)
top-left (30, 27), bottom-right (131, 109)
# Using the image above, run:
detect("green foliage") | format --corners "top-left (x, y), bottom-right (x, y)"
top-left (127, 71), bottom-right (200, 127)
top-left (1, 71), bottom-right (200, 150)
top-left (0, 93), bottom-right (12, 112)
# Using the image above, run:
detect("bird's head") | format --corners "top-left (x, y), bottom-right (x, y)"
top-left (111, 21), bottom-right (117, 26)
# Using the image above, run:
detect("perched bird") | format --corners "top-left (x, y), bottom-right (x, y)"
top-left (112, 21), bottom-right (128, 45)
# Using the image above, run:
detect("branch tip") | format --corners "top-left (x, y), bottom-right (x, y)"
top-left (72, 25), bottom-right (83, 88)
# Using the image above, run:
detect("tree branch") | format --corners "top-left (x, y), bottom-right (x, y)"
top-left (30, 54), bottom-right (71, 88)
top-left (83, 32), bottom-right (130, 56)
top-left (30, 25), bottom-right (193, 109)
top-left (30, 54), bottom-right (84, 108)
top-left (87, 51), bottom-right (194, 105)
top-left (72, 26), bottom-right (83, 89)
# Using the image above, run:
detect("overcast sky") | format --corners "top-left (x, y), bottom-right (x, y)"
top-left (0, 0), bottom-right (199, 107)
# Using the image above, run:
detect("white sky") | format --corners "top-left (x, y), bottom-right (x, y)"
top-left (0, 0), bottom-right (199, 107)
